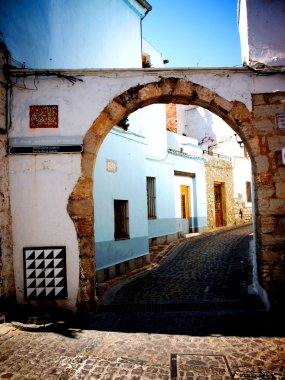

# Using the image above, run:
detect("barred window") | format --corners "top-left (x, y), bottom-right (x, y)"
top-left (114, 200), bottom-right (129, 240)
top-left (147, 177), bottom-right (156, 219)
top-left (246, 181), bottom-right (252, 203)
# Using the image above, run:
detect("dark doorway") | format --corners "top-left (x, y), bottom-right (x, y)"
top-left (214, 183), bottom-right (223, 227)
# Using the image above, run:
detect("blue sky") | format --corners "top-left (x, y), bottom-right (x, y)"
top-left (142, 0), bottom-right (242, 68)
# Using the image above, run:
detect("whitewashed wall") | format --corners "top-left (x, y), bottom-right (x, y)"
top-left (238, 0), bottom-right (285, 66)
top-left (8, 68), bottom-right (285, 309)
top-left (0, 0), bottom-right (146, 69)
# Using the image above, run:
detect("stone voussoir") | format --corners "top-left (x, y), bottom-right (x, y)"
top-left (79, 236), bottom-right (95, 258)
top-left (137, 82), bottom-right (163, 104)
top-left (67, 199), bottom-right (94, 218)
top-left (69, 176), bottom-right (93, 200)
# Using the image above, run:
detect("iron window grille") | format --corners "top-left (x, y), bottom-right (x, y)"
top-left (147, 177), bottom-right (156, 219)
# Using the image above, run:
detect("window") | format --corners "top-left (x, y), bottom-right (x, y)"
top-left (246, 181), bottom-right (252, 203)
top-left (114, 200), bottom-right (129, 240)
top-left (147, 177), bottom-right (156, 219)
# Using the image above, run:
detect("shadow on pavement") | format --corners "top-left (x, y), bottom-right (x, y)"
top-left (86, 308), bottom-right (285, 338)
top-left (1, 303), bottom-right (285, 338)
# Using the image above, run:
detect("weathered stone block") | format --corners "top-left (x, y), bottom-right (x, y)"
top-left (81, 152), bottom-right (96, 179)
top-left (67, 199), bottom-right (94, 217)
top-left (138, 83), bottom-right (162, 104)
top-left (173, 79), bottom-right (194, 99)
top-left (127, 259), bottom-right (135, 271)
top-left (91, 111), bottom-right (114, 138)
top-left (84, 129), bottom-right (102, 156)
top-left (96, 269), bottom-right (105, 283)
top-left (79, 236), bottom-right (95, 258)
top-left (213, 95), bottom-right (233, 113)
top-left (268, 93), bottom-right (285, 104)
top-left (275, 167), bottom-right (285, 181)
top-left (105, 99), bottom-right (127, 123)
top-left (70, 176), bottom-right (93, 200)
top-left (247, 137), bottom-right (260, 156)
top-left (254, 104), bottom-right (283, 118)
top-left (255, 155), bottom-right (269, 173)
top-left (256, 185), bottom-right (275, 199)
top-left (74, 217), bottom-right (94, 237)
top-left (229, 101), bottom-right (250, 124)
top-left (255, 119), bottom-right (274, 133)
top-left (80, 257), bottom-right (95, 280)
top-left (255, 173), bottom-right (272, 186)
top-left (252, 94), bottom-right (266, 106)
top-left (108, 265), bottom-right (116, 280)
top-left (273, 269), bottom-right (285, 282)
top-left (256, 198), bottom-right (270, 215)
top-left (196, 85), bottom-right (214, 104)
top-left (260, 216), bottom-right (276, 234)
top-left (268, 136), bottom-right (285, 152)
top-left (119, 263), bottom-right (126, 275)
top-left (276, 182), bottom-right (285, 198)
top-left (269, 199), bottom-right (285, 214)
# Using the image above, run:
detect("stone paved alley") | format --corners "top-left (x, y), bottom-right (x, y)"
top-left (0, 225), bottom-right (284, 379)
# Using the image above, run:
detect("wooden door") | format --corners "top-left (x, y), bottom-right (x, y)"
top-left (214, 183), bottom-right (223, 227)
top-left (180, 185), bottom-right (190, 219)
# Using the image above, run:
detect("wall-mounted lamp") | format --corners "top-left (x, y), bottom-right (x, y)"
top-left (234, 133), bottom-right (244, 148)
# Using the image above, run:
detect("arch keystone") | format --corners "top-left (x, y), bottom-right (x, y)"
top-left (138, 83), bottom-right (162, 105)
top-left (173, 79), bottom-right (195, 99)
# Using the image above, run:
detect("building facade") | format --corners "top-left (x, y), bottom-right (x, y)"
top-left (0, 0), bottom-right (151, 69)
top-left (94, 102), bottom-right (208, 283)
top-left (176, 104), bottom-right (253, 229)
top-left (0, 0), bottom-right (284, 310)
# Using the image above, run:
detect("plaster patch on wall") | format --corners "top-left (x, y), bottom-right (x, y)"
top-left (106, 159), bottom-right (117, 173)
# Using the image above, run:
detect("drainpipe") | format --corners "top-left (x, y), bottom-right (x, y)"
top-left (137, 0), bottom-right (152, 67)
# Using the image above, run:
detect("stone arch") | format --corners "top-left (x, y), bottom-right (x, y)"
top-left (67, 77), bottom-right (255, 311)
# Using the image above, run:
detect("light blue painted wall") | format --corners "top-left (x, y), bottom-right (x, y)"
top-left (94, 125), bottom-right (208, 269)
top-left (95, 237), bottom-right (149, 270)
top-left (94, 128), bottom-right (149, 270)
top-left (0, 0), bottom-right (144, 69)
top-left (145, 158), bottom-right (177, 237)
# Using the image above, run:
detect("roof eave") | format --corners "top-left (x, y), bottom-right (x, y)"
top-left (135, 0), bottom-right (152, 12)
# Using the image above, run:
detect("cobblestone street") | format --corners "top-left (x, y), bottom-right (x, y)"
top-left (105, 225), bottom-right (255, 306)
top-left (0, 225), bottom-right (284, 379)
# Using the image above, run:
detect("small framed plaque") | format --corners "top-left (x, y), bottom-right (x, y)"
top-left (30, 105), bottom-right (58, 128)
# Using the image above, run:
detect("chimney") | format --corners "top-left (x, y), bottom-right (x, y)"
top-left (166, 103), bottom-right (177, 133)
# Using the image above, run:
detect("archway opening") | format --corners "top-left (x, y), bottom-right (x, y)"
top-left (94, 103), bottom-right (254, 287)
top-left (67, 78), bottom-right (259, 311)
